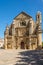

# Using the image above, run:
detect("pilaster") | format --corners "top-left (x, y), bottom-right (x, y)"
top-left (29, 36), bottom-right (32, 50)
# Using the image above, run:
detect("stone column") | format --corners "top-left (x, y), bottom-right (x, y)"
top-left (29, 18), bottom-right (33, 34)
top-left (35, 38), bottom-right (37, 49)
top-left (17, 38), bottom-right (20, 49)
top-left (12, 36), bottom-right (14, 49)
top-left (29, 36), bottom-right (32, 50)
top-left (4, 37), bottom-right (7, 49)
top-left (37, 33), bottom-right (42, 47)
top-left (37, 24), bottom-right (42, 48)
top-left (14, 37), bottom-right (16, 49)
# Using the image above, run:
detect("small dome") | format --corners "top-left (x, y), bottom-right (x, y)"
top-left (37, 11), bottom-right (41, 15)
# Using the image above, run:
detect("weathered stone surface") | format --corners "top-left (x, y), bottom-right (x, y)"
top-left (4, 11), bottom-right (42, 50)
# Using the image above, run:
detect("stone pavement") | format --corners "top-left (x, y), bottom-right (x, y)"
top-left (0, 49), bottom-right (43, 65)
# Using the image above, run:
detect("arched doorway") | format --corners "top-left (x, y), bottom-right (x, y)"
top-left (21, 41), bottom-right (25, 49)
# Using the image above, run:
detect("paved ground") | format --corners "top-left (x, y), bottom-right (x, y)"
top-left (0, 49), bottom-right (43, 65)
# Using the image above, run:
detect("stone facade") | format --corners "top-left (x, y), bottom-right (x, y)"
top-left (0, 38), bottom-right (4, 48)
top-left (4, 11), bottom-right (42, 50)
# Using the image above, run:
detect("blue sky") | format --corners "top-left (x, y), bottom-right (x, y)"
top-left (0, 0), bottom-right (43, 41)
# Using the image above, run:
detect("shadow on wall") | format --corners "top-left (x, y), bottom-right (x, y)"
top-left (14, 50), bottom-right (43, 65)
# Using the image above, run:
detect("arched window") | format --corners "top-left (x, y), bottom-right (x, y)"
top-left (20, 21), bottom-right (26, 26)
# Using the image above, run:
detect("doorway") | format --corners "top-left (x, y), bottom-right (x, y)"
top-left (21, 41), bottom-right (25, 49)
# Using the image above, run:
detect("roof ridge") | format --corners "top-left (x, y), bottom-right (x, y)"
top-left (14, 11), bottom-right (32, 20)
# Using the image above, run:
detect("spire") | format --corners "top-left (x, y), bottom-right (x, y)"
top-left (4, 24), bottom-right (9, 36)
top-left (6, 24), bottom-right (9, 30)
top-left (36, 11), bottom-right (42, 23)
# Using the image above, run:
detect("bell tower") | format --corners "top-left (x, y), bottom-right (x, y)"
top-left (36, 11), bottom-right (41, 24)
top-left (36, 11), bottom-right (42, 48)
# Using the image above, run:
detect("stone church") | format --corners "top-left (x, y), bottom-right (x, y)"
top-left (4, 11), bottom-right (42, 50)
